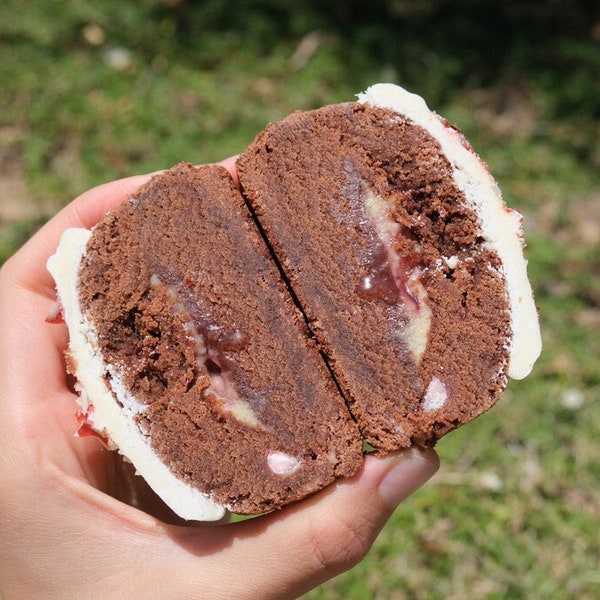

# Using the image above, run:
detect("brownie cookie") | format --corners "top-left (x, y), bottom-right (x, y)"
top-left (48, 84), bottom-right (541, 520)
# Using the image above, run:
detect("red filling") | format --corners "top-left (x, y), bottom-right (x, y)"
top-left (45, 301), bottom-right (64, 324)
top-left (75, 407), bottom-right (110, 446)
top-left (357, 242), bottom-right (421, 314)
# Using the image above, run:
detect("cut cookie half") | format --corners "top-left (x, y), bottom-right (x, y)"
top-left (237, 83), bottom-right (541, 451)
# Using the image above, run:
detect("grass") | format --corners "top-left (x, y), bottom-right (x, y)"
top-left (1, 1), bottom-right (599, 598)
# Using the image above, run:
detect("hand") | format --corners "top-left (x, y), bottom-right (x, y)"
top-left (0, 159), bottom-right (438, 600)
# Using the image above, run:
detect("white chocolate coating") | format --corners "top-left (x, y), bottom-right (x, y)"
top-left (48, 228), bottom-right (227, 521)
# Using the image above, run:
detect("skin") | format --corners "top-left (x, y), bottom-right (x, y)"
top-left (0, 158), bottom-right (438, 600)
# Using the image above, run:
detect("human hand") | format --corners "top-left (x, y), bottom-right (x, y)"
top-left (0, 158), bottom-right (438, 600)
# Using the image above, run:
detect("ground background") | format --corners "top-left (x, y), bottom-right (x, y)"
top-left (1, 1), bottom-right (599, 598)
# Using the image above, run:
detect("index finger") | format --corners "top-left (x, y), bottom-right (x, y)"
top-left (3, 174), bottom-right (153, 298)
top-left (2, 158), bottom-right (239, 296)
top-left (5, 156), bottom-right (237, 297)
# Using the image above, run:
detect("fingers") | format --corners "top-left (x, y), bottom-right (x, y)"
top-left (166, 447), bottom-right (438, 600)
top-left (1, 156), bottom-right (435, 599)
top-left (1, 174), bottom-right (153, 298)
top-left (217, 155), bottom-right (239, 185)
top-left (247, 447), bottom-right (439, 599)
top-left (1, 157), bottom-right (239, 297)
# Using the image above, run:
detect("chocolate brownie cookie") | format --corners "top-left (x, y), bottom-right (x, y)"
top-left (48, 84), bottom-right (541, 520)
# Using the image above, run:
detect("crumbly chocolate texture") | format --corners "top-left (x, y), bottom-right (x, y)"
top-left (76, 102), bottom-right (513, 515)
top-left (237, 103), bottom-right (511, 450)
top-left (78, 164), bottom-right (363, 514)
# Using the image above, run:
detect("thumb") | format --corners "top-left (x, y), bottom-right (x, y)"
top-left (169, 447), bottom-right (438, 600)
top-left (270, 447), bottom-right (440, 597)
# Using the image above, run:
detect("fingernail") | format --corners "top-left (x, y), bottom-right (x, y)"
top-left (377, 447), bottom-right (439, 509)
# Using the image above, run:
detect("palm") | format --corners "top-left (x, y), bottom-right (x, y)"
top-left (0, 163), bottom-right (437, 600)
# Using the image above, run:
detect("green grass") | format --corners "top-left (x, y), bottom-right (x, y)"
top-left (1, 1), bottom-right (599, 598)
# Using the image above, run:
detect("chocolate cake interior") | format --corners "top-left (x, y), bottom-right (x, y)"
top-left (237, 103), bottom-right (512, 450)
top-left (71, 101), bottom-right (517, 516)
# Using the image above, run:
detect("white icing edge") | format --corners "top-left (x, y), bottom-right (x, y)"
top-left (358, 83), bottom-right (542, 379)
top-left (47, 227), bottom-right (226, 521)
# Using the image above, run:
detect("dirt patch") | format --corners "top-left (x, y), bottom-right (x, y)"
top-left (568, 193), bottom-right (600, 245)
top-left (0, 171), bottom-right (31, 221)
